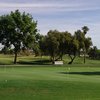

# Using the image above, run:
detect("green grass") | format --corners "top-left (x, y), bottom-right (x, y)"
top-left (0, 54), bottom-right (100, 100)
top-left (0, 54), bottom-right (100, 66)
top-left (0, 66), bottom-right (100, 100)
top-left (0, 54), bottom-right (51, 65)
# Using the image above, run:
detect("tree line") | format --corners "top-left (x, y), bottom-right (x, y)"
top-left (35, 28), bottom-right (92, 64)
top-left (0, 10), bottom-right (99, 64)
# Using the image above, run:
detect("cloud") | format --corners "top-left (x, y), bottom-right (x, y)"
top-left (0, 2), bottom-right (100, 13)
top-left (0, 2), bottom-right (83, 8)
top-left (0, 0), bottom-right (100, 48)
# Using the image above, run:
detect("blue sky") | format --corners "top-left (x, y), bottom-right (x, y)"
top-left (0, 0), bottom-right (100, 48)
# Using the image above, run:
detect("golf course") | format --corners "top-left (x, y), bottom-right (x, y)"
top-left (0, 1), bottom-right (100, 100)
top-left (0, 55), bottom-right (100, 100)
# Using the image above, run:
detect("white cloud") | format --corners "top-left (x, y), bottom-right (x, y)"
top-left (0, 3), bottom-right (82, 8)
top-left (0, 1), bottom-right (100, 48)
top-left (0, 2), bottom-right (100, 13)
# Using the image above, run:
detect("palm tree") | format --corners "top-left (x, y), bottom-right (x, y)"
top-left (82, 26), bottom-right (89, 35)
top-left (82, 26), bottom-right (89, 63)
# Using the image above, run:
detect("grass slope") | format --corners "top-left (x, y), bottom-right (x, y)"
top-left (0, 66), bottom-right (100, 100)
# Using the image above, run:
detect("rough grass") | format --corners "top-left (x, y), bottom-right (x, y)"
top-left (0, 66), bottom-right (100, 100)
top-left (0, 54), bottom-right (100, 66)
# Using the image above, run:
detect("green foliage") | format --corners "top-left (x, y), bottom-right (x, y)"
top-left (84, 37), bottom-right (92, 52)
top-left (82, 26), bottom-right (89, 35)
top-left (40, 30), bottom-right (60, 62)
top-left (88, 46), bottom-right (100, 59)
top-left (32, 42), bottom-right (41, 56)
top-left (0, 10), bottom-right (94, 65)
top-left (38, 27), bottom-right (92, 64)
top-left (40, 30), bottom-right (76, 63)
top-left (74, 26), bottom-right (92, 63)
top-left (75, 30), bottom-right (85, 49)
top-left (0, 10), bottom-right (38, 64)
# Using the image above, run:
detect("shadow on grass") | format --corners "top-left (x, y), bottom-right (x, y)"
top-left (60, 71), bottom-right (100, 75)
top-left (18, 60), bottom-right (52, 65)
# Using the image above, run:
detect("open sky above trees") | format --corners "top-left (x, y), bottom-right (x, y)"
top-left (0, 0), bottom-right (100, 48)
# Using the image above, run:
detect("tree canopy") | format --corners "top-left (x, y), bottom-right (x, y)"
top-left (0, 10), bottom-right (38, 64)
top-left (0, 10), bottom-right (94, 64)
top-left (38, 27), bottom-right (92, 64)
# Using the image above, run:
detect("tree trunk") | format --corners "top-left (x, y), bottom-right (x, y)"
top-left (84, 52), bottom-right (86, 64)
top-left (52, 56), bottom-right (55, 64)
top-left (60, 52), bottom-right (63, 60)
top-left (83, 49), bottom-right (86, 64)
top-left (14, 51), bottom-right (18, 64)
top-left (68, 54), bottom-right (76, 64)
top-left (55, 54), bottom-right (63, 61)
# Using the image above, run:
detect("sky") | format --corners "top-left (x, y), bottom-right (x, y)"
top-left (0, 0), bottom-right (100, 48)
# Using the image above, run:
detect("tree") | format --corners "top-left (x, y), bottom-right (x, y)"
top-left (32, 33), bottom-right (42, 56)
top-left (1, 46), bottom-right (11, 54)
top-left (45, 30), bottom-right (60, 63)
top-left (39, 30), bottom-right (78, 64)
top-left (58, 31), bottom-right (72, 60)
top-left (75, 30), bottom-right (85, 56)
top-left (82, 26), bottom-right (89, 63)
top-left (38, 35), bottom-right (47, 56)
top-left (88, 46), bottom-right (100, 59)
top-left (0, 10), bottom-right (37, 64)
top-left (84, 37), bottom-right (92, 53)
top-left (82, 26), bottom-right (89, 35)
top-left (68, 35), bottom-right (79, 64)
top-left (75, 26), bottom-right (91, 63)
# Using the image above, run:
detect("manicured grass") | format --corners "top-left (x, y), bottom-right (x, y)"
top-left (0, 54), bottom-right (100, 100)
top-left (0, 65), bottom-right (100, 100)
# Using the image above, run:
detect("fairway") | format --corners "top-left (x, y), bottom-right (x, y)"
top-left (0, 65), bottom-right (100, 100)
top-left (0, 0), bottom-right (100, 100)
